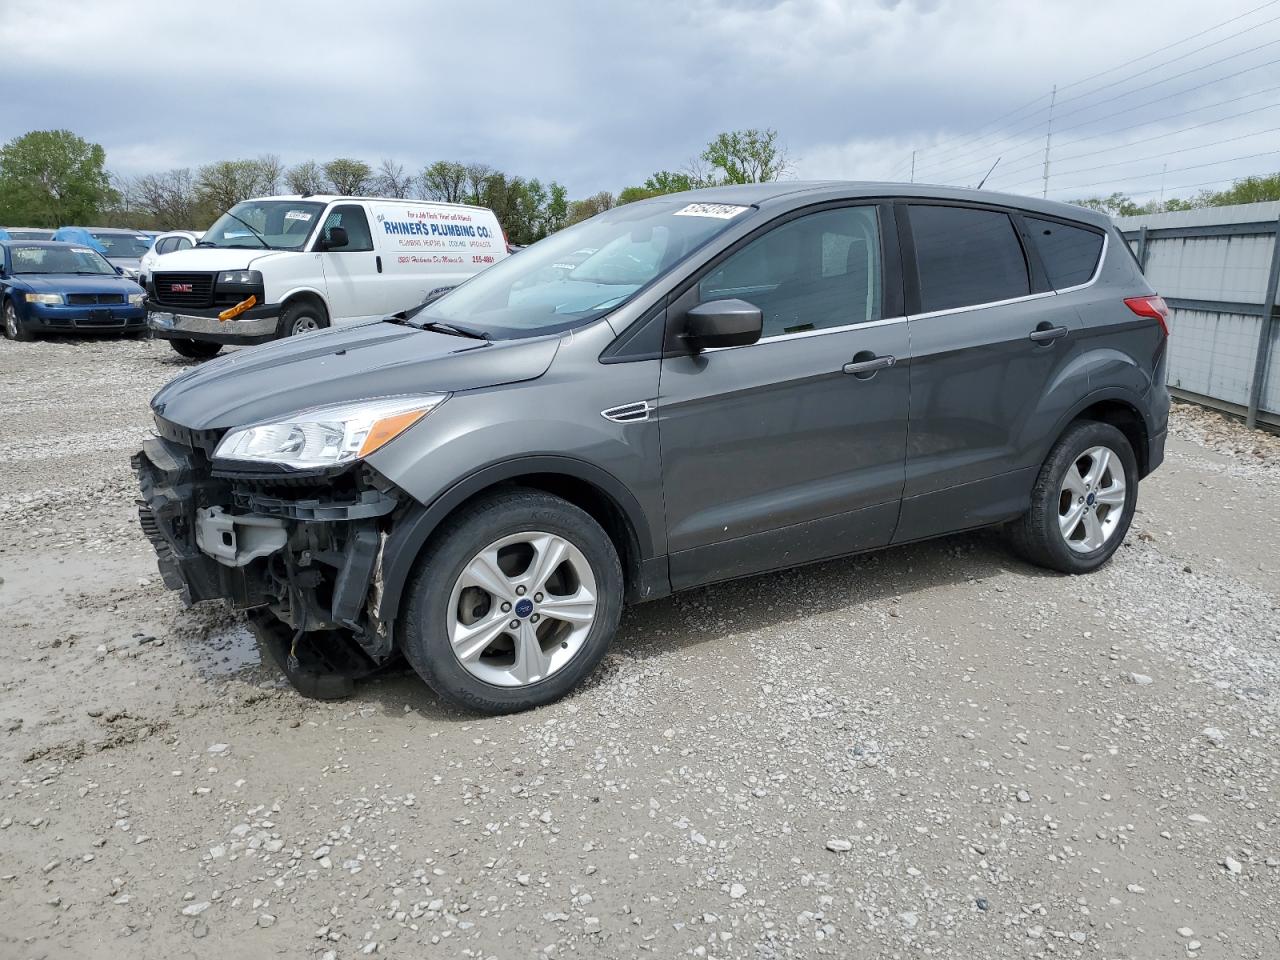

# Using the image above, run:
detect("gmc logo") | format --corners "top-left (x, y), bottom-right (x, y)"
top-left (169, 283), bottom-right (193, 293)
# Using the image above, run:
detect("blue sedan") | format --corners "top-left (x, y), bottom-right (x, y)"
top-left (1, 241), bottom-right (147, 340)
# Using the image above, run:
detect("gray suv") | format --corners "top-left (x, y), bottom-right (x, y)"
top-left (134, 182), bottom-right (1170, 713)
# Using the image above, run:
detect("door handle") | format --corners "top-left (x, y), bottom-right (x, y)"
top-left (842, 354), bottom-right (896, 376)
top-left (375, 255), bottom-right (383, 274)
top-left (1029, 324), bottom-right (1068, 343)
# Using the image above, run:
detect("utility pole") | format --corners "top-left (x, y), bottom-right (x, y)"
top-left (1042, 84), bottom-right (1057, 199)
top-left (910, 150), bottom-right (916, 184)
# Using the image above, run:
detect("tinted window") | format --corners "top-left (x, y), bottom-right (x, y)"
top-left (175, 237), bottom-right (193, 250)
top-left (700, 206), bottom-right (882, 338)
top-left (1025, 216), bottom-right (1104, 288)
top-left (320, 205), bottom-right (374, 252)
top-left (156, 237), bottom-right (178, 254)
top-left (909, 205), bottom-right (1029, 313)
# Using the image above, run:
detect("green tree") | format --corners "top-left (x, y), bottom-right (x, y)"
top-left (701, 129), bottom-right (791, 184)
top-left (0, 129), bottom-right (116, 227)
top-left (285, 160), bottom-right (326, 195)
top-left (1201, 173), bottom-right (1280, 206)
top-left (420, 161), bottom-right (468, 202)
top-left (324, 158), bottom-right (372, 195)
top-left (196, 158), bottom-right (278, 214)
top-left (566, 191), bottom-right (615, 226)
top-left (545, 182), bottom-right (568, 233)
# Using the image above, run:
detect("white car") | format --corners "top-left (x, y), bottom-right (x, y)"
top-left (138, 230), bottom-right (204, 288)
top-left (145, 195), bottom-right (509, 359)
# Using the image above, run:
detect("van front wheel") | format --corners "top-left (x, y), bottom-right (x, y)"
top-left (278, 302), bottom-right (327, 338)
top-left (168, 338), bottom-right (221, 359)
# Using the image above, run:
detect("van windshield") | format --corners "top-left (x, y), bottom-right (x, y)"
top-left (411, 199), bottom-right (753, 339)
top-left (200, 200), bottom-right (326, 250)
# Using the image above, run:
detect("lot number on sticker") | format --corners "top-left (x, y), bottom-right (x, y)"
top-left (673, 203), bottom-right (749, 219)
top-left (284, 210), bottom-right (313, 221)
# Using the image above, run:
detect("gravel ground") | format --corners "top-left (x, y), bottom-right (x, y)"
top-left (1, 336), bottom-right (1278, 960)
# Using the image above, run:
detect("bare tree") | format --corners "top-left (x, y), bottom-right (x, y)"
top-left (256, 153), bottom-right (284, 195)
top-left (372, 158), bottom-right (415, 198)
top-left (135, 167), bottom-right (200, 228)
top-left (463, 163), bottom-right (496, 206)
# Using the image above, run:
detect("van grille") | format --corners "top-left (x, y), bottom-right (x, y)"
top-left (153, 272), bottom-right (215, 308)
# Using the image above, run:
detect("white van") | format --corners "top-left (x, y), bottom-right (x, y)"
top-left (146, 195), bottom-right (508, 358)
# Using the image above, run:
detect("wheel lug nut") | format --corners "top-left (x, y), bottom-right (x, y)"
top-left (516, 586), bottom-right (526, 596)
top-left (534, 592), bottom-right (543, 602)
top-left (501, 602), bottom-right (511, 612)
top-left (509, 619), bottom-right (520, 629)
top-left (531, 614), bottom-right (540, 623)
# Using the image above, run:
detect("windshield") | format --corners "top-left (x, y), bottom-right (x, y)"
top-left (90, 233), bottom-right (152, 258)
top-left (10, 245), bottom-right (116, 275)
top-left (7, 229), bottom-right (53, 241)
top-left (413, 199), bottom-right (753, 339)
top-left (201, 200), bottom-right (326, 250)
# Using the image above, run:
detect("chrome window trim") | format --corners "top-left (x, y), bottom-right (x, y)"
top-left (908, 290), bottom-right (1055, 322)
top-left (702, 315), bottom-right (907, 353)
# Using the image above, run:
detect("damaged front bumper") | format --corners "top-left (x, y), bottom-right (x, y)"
top-left (132, 420), bottom-right (403, 674)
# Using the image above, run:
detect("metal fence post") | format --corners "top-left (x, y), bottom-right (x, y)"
top-left (1136, 225), bottom-right (1149, 273)
top-left (1246, 217), bottom-right (1280, 430)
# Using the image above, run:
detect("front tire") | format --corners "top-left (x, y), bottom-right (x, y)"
top-left (401, 489), bottom-right (624, 714)
top-left (277, 301), bottom-right (327, 339)
top-left (3, 299), bottom-right (33, 342)
top-left (168, 338), bottom-right (222, 359)
top-left (1007, 420), bottom-right (1138, 574)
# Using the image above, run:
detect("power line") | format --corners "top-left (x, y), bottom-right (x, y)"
top-left (989, 101), bottom-right (1280, 184)
top-left (917, 35), bottom-right (1280, 181)
top-left (909, 1), bottom-right (1280, 164)
top-left (1036, 149), bottom-right (1280, 194)
top-left (1000, 126), bottom-right (1280, 188)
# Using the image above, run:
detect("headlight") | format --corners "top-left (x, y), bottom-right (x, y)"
top-left (217, 270), bottom-right (262, 286)
top-left (25, 293), bottom-right (63, 305)
top-left (128, 292), bottom-right (146, 305)
top-left (213, 395), bottom-right (448, 469)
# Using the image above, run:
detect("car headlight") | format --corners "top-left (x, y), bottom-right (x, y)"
top-left (217, 270), bottom-right (262, 286)
top-left (25, 293), bottom-right (63, 305)
top-left (128, 292), bottom-right (146, 305)
top-left (213, 395), bottom-right (448, 469)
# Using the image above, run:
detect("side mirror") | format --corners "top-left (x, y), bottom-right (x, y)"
top-left (319, 226), bottom-right (349, 251)
top-left (114, 265), bottom-right (124, 275)
top-left (682, 298), bottom-right (762, 350)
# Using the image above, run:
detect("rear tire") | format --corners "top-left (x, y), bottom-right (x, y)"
top-left (168, 338), bottom-right (222, 359)
top-left (401, 489), bottom-right (624, 714)
top-left (1007, 420), bottom-right (1138, 574)
top-left (3, 299), bottom-right (33, 342)
top-left (277, 301), bottom-right (327, 339)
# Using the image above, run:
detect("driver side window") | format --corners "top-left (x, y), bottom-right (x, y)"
top-left (319, 204), bottom-right (374, 252)
top-left (699, 206), bottom-right (882, 338)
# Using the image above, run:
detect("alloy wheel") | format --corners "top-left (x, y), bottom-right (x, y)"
top-left (447, 531), bottom-right (598, 687)
top-left (1058, 444), bottom-right (1126, 553)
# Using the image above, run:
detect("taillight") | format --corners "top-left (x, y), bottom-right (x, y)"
top-left (1124, 295), bottom-right (1170, 337)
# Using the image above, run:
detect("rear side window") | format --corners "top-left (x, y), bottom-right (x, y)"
top-left (1024, 216), bottom-right (1104, 289)
top-left (908, 205), bottom-right (1029, 313)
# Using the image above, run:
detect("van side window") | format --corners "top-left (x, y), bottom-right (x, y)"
top-left (908, 205), bottom-right (1029, 313)
top-left (1024, 216), bottom-right (1104, 289)
top-left (699, 206), bottom-right (882, 338)
top-left (321, 205), bottom-right (374, 252)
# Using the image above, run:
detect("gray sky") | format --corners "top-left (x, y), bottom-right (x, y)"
top-left (3, 0), bottom-right (1278, 203)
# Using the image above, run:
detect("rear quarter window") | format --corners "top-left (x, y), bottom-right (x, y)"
top-left (1024, 216), bottom-right (1104, 289)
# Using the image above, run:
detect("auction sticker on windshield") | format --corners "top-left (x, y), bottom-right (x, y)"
top-left (673, 203), bottom-right (749, 219)
top-left (284, 210), bottom-right (313, 221)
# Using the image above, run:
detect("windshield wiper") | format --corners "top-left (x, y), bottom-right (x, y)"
top-left (220, 211), bottom-right (271, 249)
top-left (395, 313), bottom-right (489, 340)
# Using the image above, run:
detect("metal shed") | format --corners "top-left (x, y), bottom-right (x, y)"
top-left (1116, 201), bottom-right (1280, 429)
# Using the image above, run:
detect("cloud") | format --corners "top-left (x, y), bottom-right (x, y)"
top-left (1, 0), bottom-right (1275, 204)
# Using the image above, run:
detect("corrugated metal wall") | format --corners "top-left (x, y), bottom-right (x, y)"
top-left (1116, 202), bottom-right (1280, 427)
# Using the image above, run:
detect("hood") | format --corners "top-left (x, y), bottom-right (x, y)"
top-left (150, 320), bottom-right (562, 431)
top-left (20, 274), bottom-right (143, 295)
top-left (150, 247), bottom-right (297, 273)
